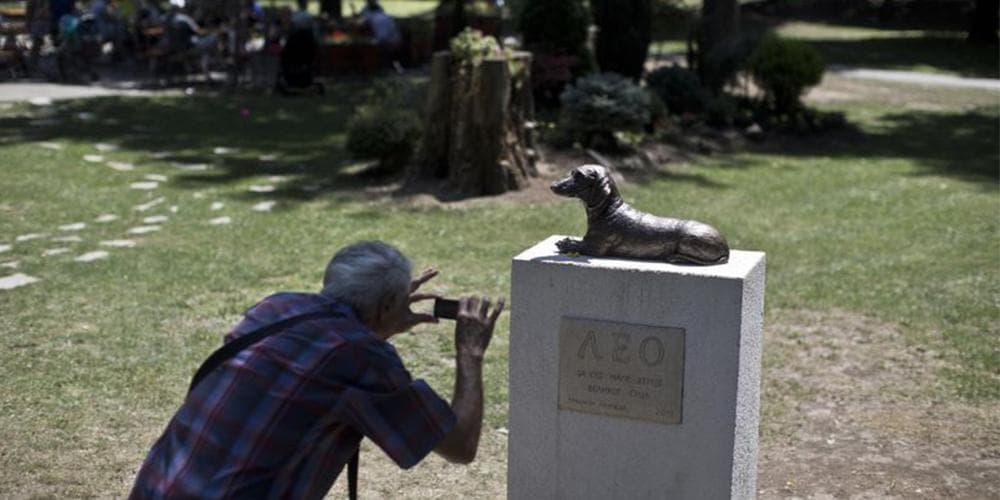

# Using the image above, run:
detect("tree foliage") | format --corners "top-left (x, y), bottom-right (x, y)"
top-left (590, 0), bottom-right (653, 80)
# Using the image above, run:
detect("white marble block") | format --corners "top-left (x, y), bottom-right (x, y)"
top-left (509, 236), bottom-right (766, 500)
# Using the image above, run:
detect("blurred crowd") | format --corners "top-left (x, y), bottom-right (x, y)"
top-left (0, 0), bottom-right (402, 87)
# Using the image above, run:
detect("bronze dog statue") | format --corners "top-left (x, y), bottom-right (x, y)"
top-left (550, 164), bottom-right (730, 265)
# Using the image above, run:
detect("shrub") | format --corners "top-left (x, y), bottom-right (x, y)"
top-left (559, 72), bottom-right (652, 149)
top-left (516, 0), bottom-right (590, 60)
top-left (645, 65), bottom-right (708, 115)
top-left (449, 27), bottom-right (501, 65)
top-left (346, 83), bottom-right (422, 172)
top-left (517, 0), bottom-right (592, 107)
top-left (747, 34), bottom-right (825, 115)
top-left (650, 0), bottom-right (697, 41)
top-left (590, 0), bottom-right (653, 80)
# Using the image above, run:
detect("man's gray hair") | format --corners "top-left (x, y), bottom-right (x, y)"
top-left (321, 241), bottom-right (412, 322)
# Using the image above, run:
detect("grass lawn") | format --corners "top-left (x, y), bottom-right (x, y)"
top-left (0, 73), bottom-right (997, 496)
top-left (776, 21), bottom-right (1000, 79)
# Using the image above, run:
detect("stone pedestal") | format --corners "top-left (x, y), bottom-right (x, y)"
top-left (508, 236), bottom-right (766, 500)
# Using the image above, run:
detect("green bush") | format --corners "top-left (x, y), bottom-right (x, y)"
top-left (747, 34), bottom-right (825, 114)
top-left (645, 65), bottom-right (708, 115)
top-left (559, 72), bottom-right (652, 149)
top-left (449, 27), bottom-right (501, 65)
top-left (517, 0), bottom-right (592, 107)
top-left (345, 83), bottom-right (422, 172)
top-left (516, 0), bottom-right (590, 59)
top-left (650, 0), bottom-right (697, 41)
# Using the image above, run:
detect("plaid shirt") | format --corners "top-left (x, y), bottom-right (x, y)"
top-left (130, 293), bottom-right (457, 499)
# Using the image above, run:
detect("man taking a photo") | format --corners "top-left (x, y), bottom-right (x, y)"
top-left (130, 241), bottom-right (503, 498)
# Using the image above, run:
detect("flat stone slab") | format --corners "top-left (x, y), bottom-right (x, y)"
top-left (107, 161), bottom-right (134, 171)
top-left (42, 247), bottom-right (70, 256)
top-left (134, 197), bottom-right (165, 211)
top-left (75, 251), bottom-right (109, 262)
top-left (130, 181), bottom-right (159, 190)
top-left (100, 239), bottom-right (137, 248)
top-left (16, 233), bottom-right (47, 242)
top-left (128, 225), bottom-right (161, 235)
top-left (209, 216), bottom-right (232, 225)
top-left (0, 273), bottom-right (40, 290)
top-left (252, 201), bottom-right (276, 212)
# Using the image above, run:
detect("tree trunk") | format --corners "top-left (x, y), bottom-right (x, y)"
top-left (697, 0), bottom-right (740, 93)
top-left (411, 51), bottom-right (538, 197)
top-left (414, 52), bottom-right (453, 179)
top-left (968, 0), bottom-right (999, 45)
top-left (591, 0), bottom-right (652, 81)
top-left (321, 0), bottom-right (342, 20)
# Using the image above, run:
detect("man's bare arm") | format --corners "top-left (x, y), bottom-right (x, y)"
top-left (435, 297), bottom-right (504, 464)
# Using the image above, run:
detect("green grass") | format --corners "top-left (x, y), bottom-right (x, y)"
top-left (0, 76), bottom-right (997, 495)
top-left (776, 21), bottom-right (1000, 78)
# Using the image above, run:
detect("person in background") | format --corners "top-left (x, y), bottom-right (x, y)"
top-left (49, 0), bottom-right (75, 37)
top-left (359, 0), bottom-right (400, 53)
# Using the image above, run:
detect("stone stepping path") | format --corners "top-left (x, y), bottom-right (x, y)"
top-left (1, 139), bottom-right (304, 293)
top-left (0, 273), bottom-right (39, 290)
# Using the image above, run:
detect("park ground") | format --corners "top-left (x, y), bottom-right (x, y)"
top-left (1, 19), bottom-right (998, 500)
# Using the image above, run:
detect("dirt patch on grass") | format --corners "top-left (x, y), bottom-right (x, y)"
top-left (331, 428), bottom-right (509, 499)
top-left (758, 309), bottom-right (1000, 499)
top-left (325, 309), bottom-right (998, 499)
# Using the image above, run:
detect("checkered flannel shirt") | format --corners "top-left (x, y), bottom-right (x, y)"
top-left (129, 292), bottom-right (456, 499)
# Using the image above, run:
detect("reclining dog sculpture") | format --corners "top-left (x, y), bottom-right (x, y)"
top-left (550, 164), bottom-right (730, 265)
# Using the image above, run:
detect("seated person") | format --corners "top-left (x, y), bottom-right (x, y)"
top-left (359, 0), bottom-right (399, 50)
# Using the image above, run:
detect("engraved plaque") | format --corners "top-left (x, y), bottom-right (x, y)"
top-left (558, 317), bottom-right (685, 424)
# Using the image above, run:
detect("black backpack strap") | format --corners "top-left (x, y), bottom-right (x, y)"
top-left (188, 310), bottom-right (334, 394)
top-left (348, 447), bottom-right (359, 500)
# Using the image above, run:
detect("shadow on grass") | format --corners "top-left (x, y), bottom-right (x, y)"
top-left (804, 35), bottom-right (1000, 79)
top-left (745, 106), bottom-right (999, 188)
top-left (0, 82), bottom-right (420, 205)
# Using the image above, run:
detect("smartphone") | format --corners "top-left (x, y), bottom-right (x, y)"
top-left (433, 298), bottom-right (460, 320)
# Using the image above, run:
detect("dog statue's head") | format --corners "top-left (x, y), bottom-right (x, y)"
top-left (551, 164), bottom-right (618, 210)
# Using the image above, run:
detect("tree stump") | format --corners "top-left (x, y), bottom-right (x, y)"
top-left (412, 51), bottom-right (538, 197)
